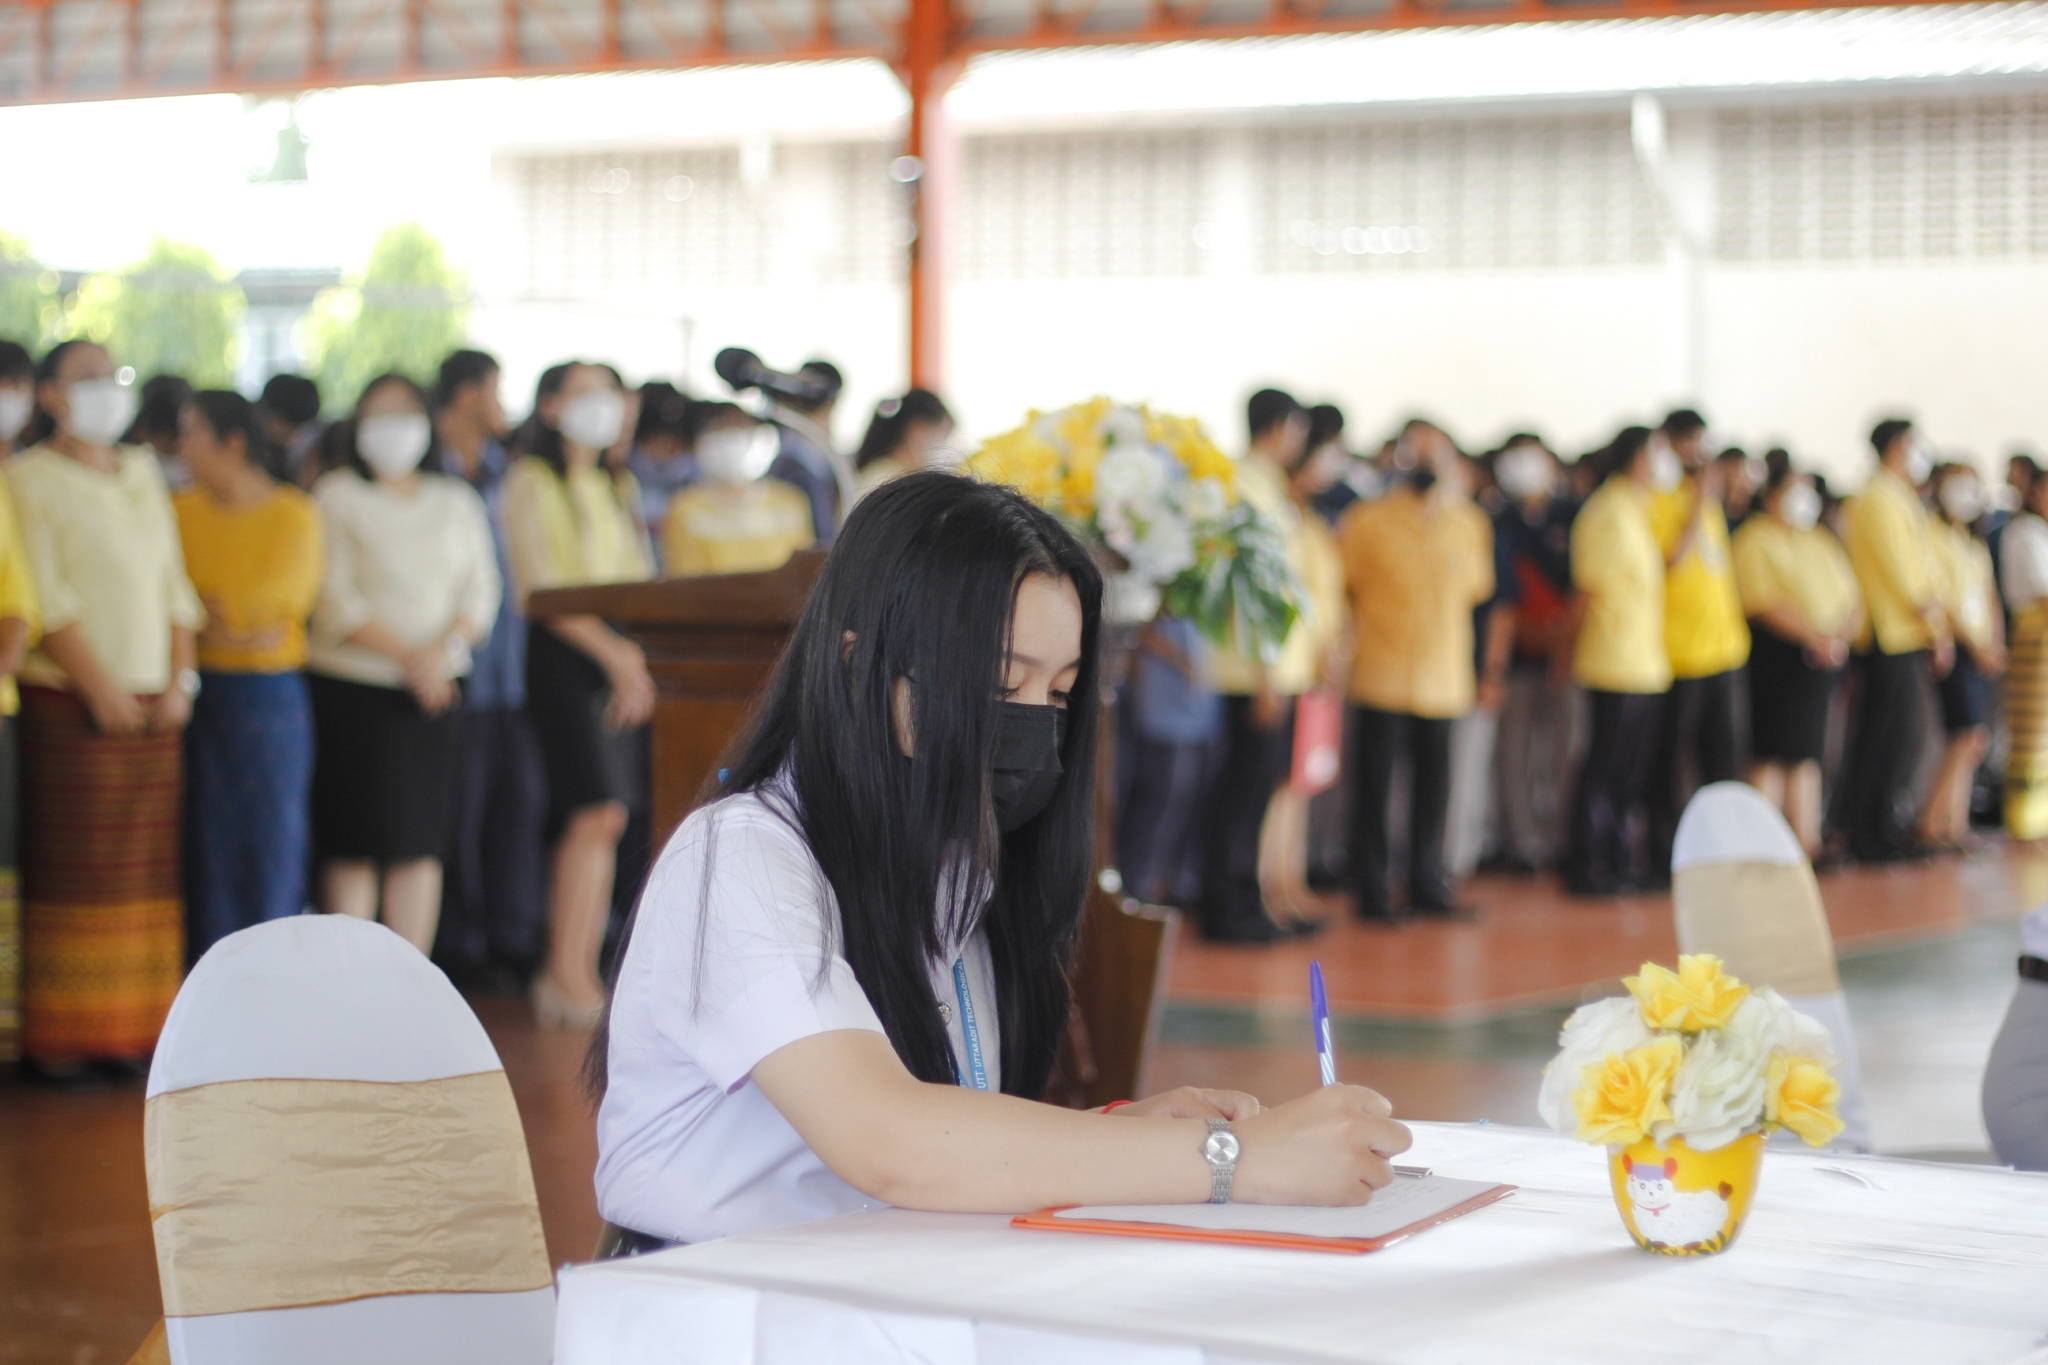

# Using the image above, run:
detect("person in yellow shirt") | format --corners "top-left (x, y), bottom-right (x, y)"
top-left (1563, 427), bottom-right (1670, 896)
top-left (1645, 410), bottom-right (1751, 871)
top-left (503, 361), bottom-right (657, 1030)
top-left (174, 390), bottom-right (323, 958)
top-left (1920, 463), bottom-right (2004, 850)
top-left (1732, 468), bottom-right (1863, 855)
top-left (1337, 422), bottom-right (1494, 922)
top-left (1841, 417), bottom-right (1951, 863)
top-left (663, 404), bottom-right (817, 578)
top-left (0, 364), bottom-right (42, 1063)
top-left (1197, 389), bottom-right (1318, 942)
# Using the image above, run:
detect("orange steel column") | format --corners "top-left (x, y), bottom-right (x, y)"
top-left (901, 0), bottom-right (960, 390)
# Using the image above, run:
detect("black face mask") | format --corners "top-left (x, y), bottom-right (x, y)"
top-left (991, 702), bottom-right (1066, 834)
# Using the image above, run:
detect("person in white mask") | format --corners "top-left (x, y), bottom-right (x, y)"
top-left (306, 373), bottom-right (501, 956)
top-left (1732, 467), bottom-right (1864, 856)
top-left (1841, 417), bottom-right (1953, 863)
top-left (4, 338), bottom-right (204, 1081)
top-left (661, 402), bottom-right (816, 578)
top-left (850, 388), bottom-right (956, 501)
top-left (1919, 464), bottom-right (2005, 851)
top-left (501, 361), bottom-right (656, 1029)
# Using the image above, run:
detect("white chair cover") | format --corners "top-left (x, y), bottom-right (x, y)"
top-left (1671, 781), bottom-right (1871, 1150)
top-left (145, 915), bottom-right (555, 1364)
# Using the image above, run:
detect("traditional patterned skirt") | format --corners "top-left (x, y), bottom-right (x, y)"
top-left (2006, 605), bottom-right (2048, 841)
top-left (18, 686), bottom-right (185, 1062)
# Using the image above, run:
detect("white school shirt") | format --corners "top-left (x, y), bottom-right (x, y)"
top-left (595, 783), bottom-right (1002, 1245)
top-left (2003, 513), bottom-right (2048, 611)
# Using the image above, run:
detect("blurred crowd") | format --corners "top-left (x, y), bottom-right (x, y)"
top-left (1120, 391), bottom-right (2038, 942)
top-left (0, 322), bottom-right (2033, 1080)
top-left (0, 335), bottom-right (952, 1079)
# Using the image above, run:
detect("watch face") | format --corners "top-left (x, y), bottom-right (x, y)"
top-left (1204, 1130), bottom-right (1241, 1164)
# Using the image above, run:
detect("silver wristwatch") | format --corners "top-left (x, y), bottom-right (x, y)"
top-left (1201, 1118), bottom-right (1239, 1204)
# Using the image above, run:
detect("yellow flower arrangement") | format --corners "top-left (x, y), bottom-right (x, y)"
top-left (1626, 955), bottom-right (1750, 1032)
top-left (1573, 1037), bottom-right (1684, 1146)
top-left (1539, 957), bottom-right (1844, 1153)
top-left (963, 397), bottom-right (1299, 657)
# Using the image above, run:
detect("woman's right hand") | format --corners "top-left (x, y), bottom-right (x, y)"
top-left (1231, 1084), bottom-right (1413, 1206)
top-left (603, 645), bottom-right (657, 731)
top-left (84, 686), bottom-right (148, 736)
top-left (401, 646), bottom-right (458, 716)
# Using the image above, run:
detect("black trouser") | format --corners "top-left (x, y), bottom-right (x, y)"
top-left (1564, 689), bottom-right (1665, 891)
top-left (1347, 706), bottom-right (1455, 916)
top-left (1649, 667), bottom-right (1748, 869)
top-left (1119, 734), bottom-right (1222, 908)
top-left (1844, 648), bottom-right (1931, 861)
top-left (1196, 694), bottom-right (1294, 938)
top-left (435, 706), bottom-right (550, 981)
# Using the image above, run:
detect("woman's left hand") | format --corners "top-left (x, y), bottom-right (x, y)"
top-left (1108, 1087), bottom-right (1263, 1122)
top-left (149, 688), bottom-right (193, 733)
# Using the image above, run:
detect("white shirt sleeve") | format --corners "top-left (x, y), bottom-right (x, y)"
top-left (2004, 516), bottom-right (2048, 610)
top-left (633, 794), bottom-right (886, 1092)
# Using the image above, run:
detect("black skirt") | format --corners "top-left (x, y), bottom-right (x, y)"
top-left (526, 623), bottom-right (647, 827)
top-left (307, 672), bottom-right (462, 862)
top-left (1938, 648), bottom-right (1989, 734)
top-left (1746, 627), bottom-right (1837, 765)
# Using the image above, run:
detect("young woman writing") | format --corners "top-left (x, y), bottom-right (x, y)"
top-left (593, 473), bottom-right (1409, 1248)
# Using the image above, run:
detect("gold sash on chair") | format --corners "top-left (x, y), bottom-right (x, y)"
top-left (146, 1069), bottom-right (553, 1320)
top-left (1672, 859), bottom-right (1840, 997)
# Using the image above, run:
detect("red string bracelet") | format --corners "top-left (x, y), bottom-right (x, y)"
top-left (1101, 1099), bottom-right (1135, 1113)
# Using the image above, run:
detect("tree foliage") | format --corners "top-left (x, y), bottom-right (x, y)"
top-left (63, 238), bottom-right (244, 386)
top-left (0, 230), bottom-right (52, 350)
top-left (302, 223), bottom-right (467, 412)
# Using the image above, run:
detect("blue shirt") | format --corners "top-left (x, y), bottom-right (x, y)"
top-left (461, 438), bottom-right (527, 711)
top-left (1128, 617), bottom-right (1223, 745)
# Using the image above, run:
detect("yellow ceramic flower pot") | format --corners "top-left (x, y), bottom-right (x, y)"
top-left (1607, 1131), bottom-right (1765, 1256)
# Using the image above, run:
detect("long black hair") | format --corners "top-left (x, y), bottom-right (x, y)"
top-left (188, 390), bottom-right (285, 482)
top-left (590, 472), bottom-right (1104, 1102)
top-left (854, 388), bottom-right (952, 471)
top-left (22, 339), bottom-right (93, 448)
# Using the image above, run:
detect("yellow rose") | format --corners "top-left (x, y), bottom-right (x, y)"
top-left (1626, 955), bottom-right (1750, 1032)
top-left (1573, 1036), bottom-right (1683, 1146)
top-left (1766, 1055), bottom-right (1843, 1147)
top-left (1059, 463), bottom-right (1096, 518)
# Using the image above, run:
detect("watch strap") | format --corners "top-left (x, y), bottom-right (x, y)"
top-left (1203, 1118), bottom-right (1236, 1205)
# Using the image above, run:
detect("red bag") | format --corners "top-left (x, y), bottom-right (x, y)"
top-left (1291, 688), bottom-right (1343, 795)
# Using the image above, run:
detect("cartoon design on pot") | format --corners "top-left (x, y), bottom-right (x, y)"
top-left (1537, 956), bottom-right (1845, 1256)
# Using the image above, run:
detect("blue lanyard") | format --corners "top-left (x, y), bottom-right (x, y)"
top-left (951, 957), bottom-right (990, 1092)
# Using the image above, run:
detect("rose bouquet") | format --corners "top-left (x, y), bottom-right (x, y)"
top-left (964, 398), bottom-right (1301, 661)
top-left (1538, 955), bottom-right (1844, 1255)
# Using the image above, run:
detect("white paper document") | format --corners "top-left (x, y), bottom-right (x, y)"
top-left (1053, 1174), bottom-right (1511, 1241)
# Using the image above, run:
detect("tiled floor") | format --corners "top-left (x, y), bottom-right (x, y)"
top-left (0, 846), bottom-right (2035, 1362)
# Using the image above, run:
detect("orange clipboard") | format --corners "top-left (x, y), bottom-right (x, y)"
top-left (1010, 1183), bottom-right (1516, 1255)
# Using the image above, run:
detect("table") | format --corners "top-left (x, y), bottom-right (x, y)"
top-left (553, 1122), bottom-right (2048, 1364)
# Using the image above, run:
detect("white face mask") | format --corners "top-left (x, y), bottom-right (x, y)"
top-left (356, 412), bottom-right (432, 481)
top-left (558, 390), bottom-right (626, 452)
top-left (0, 387), bottom-right (31, 444)
top-left (1941, 477), bottom-right (1985, 524)
top-left (64, 377), bottom-right (138, 447)
top-left (1650, 446), bottom-right (1684, 494)
top-left (1780, 483), bottom-right (1822, 531)
top-left (1495, 446), bottom-right (1554, 502)
top-left (695, 426), bottom-right (763, 485)
top-left (1904, 439), bottom-right (1935, 486)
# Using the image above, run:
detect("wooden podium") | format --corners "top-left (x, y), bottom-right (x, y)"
top-left (529, 559), bottom-right (1175, 1108)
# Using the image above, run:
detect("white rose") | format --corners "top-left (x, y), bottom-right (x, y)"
top-left (1127, 513), bottom-right (1196, 583)
top-left (1739, 987), bottom-right (1838, 1067)
top-left (1182, 476), bottom-right (1228, 523)
top-left (1096, 444), bottom-right (1170, 506)
top-left (1656, 1016), bottom-right (1767, 1151)
top-left (1101, 406), bottom-right (1151, 451)
top-left (1537, 996), bottom-right (1654, 1135)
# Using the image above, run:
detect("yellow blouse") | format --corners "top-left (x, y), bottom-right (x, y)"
top-left (1732, 514), bottom-right (1862, 639)
top-left (6, 444), bottom-right (204, 695)
top-left (174, 486), bottom-right (324, 673)
top-left (0, 475), bottom-right (42, 716)
top-left (1843, 468), bottom-right (1940, 655)
top-left (1571, 477), bottom-right (1671, 695)
top-left (1930, 519), bottom-right (1999, 652)
top-left (502, 458), bottom-right (653, 606)
top-left (1337, 485), bottom-right (1495, 718)
top-left (1648, 480), bottom-right (1750, 679)
top-left (663, 479), bottom-right (817, 578)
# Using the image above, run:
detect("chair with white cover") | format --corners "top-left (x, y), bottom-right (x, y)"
top-left (141, 914), bottom-right (555, 1365)
top-left (1670, 781), bottom-right (1871, 1151)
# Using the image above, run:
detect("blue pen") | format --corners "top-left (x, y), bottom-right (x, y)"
top-left (1310, 960), bottom-right (1337, 1087)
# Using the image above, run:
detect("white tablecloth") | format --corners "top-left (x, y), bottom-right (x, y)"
top-left (554, 1122), bottom-right (2048, 1365)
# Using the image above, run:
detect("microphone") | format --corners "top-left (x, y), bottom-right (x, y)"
top-left (713, 348), bottom-right (833, 406)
